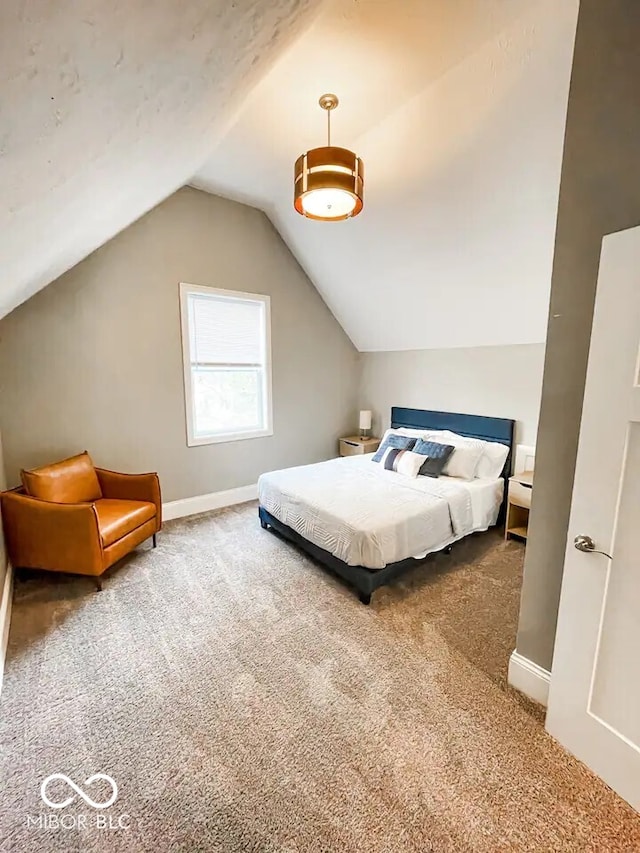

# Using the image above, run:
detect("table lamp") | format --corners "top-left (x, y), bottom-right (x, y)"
top-left (359, 410), bottom-right (372, 440)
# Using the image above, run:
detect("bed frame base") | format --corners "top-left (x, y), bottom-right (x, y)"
top-left (259, 506), bottom-right (451, 605)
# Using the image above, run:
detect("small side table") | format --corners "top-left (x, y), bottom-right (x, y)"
top-left (505, 470), bottom-right (534, 542)
top-left (339, 436), bottom-right (381, 457)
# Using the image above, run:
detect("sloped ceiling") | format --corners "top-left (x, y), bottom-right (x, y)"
top-left (1, 0), bottom-right (579, 352)
top-left (193, 0), bottom-right (579, 351)
top-left (0, 0), bottom-right (323, 318)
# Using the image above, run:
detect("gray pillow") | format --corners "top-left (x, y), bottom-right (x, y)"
top-left (413, 439), bottom-right (455, 478)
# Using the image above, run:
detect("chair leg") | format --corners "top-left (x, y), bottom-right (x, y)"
top-left (152, 533), bottom-right (157, 548)
top-left (95, 577), bottom-right (103, 592)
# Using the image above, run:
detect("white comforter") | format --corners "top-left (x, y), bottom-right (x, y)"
top-left (258, 454), bottom-right (497, 569)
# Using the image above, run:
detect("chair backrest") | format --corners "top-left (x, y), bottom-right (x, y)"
top-left (21, 451), bottom-right (102, 504)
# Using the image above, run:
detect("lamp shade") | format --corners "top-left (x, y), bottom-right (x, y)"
top-left (294, 94), bottom-right (364, 222)
top-left (294, 147), bottom-right (364, 221)
top-left (359, 410), bottom-right (372, 431)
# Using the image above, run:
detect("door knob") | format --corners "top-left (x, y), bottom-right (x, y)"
top-left (574, 534), bottom-right (612, 560)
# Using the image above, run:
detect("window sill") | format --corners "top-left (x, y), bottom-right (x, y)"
top-left (187, 428), bottom-right (273, 447)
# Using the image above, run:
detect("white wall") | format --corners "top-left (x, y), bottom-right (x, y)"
top-left (359, 343), bottom-right (545, 447)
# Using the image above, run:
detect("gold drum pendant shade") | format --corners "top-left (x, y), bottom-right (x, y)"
top-left (294, 95), bottom-right (364, 221)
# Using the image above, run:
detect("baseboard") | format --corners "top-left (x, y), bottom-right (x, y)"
top-left (508, 649), bottom-right (550, 707)
top-left (162, 483), bottom-right (258, 522)
top-left (0, 563), bottom-right (14, 698)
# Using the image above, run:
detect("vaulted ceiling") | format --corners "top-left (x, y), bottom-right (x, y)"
top-left (1, 0), bottom-right (579, 352)
top-left (193, 0), bottom-right (579, 351)
top-left (0, 0), bottom-right (322, 318)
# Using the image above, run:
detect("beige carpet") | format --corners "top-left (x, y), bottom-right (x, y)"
top-left (1, 501), bottom-right (638, 852)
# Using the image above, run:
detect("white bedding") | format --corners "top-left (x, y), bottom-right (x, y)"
top-left (258, 454), bottom-right (504, 569)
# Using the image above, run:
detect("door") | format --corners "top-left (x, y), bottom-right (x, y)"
top-left (546, 224), bottom-right (640, 810)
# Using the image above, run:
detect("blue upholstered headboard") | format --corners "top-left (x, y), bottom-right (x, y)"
top-left (390, 407), bottom-right (515, 479)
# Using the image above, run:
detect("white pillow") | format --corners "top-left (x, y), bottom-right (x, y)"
top-left (443, 443), bottom-right (485, 480)
top-left (476, 441), bottom-right (509, 479)
top-left (394, 427), bottom-right (434, 439)
top-left (379, 427), bottom-right (413, 441)
top-left (437, 430), bottom-right (508, 480)
top-left (379, 426), bottom-right (440, 449)
top-left (377, 428), bottom-right (395, 446)
top-left (379, 447), bottom-right (425, 478)
top-left (438, 430), bottom-right (479, 445)
top-left (416, 429), bottom-right (449, 442)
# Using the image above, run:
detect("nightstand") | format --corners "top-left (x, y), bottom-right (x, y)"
top-left (505, 470), bottom-right (534, 542)
top-left (339, 436), bottom-right (381, 457)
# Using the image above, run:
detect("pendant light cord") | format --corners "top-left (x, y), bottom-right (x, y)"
top-left (327, 107), bottom-right (331, 147)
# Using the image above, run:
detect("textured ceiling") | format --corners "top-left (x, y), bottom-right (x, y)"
top-left (0, 0), bottom-right (323, 318)
top-left (194, 0), bottom-right (579, 351)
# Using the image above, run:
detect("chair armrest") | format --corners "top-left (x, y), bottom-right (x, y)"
top-left (95, 469), bottom-right (162, 526)
top-left (0, 490), bottom-right (103, 574)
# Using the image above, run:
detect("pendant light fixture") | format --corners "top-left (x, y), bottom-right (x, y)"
top-left (294, 94), bottom-right (364, 221)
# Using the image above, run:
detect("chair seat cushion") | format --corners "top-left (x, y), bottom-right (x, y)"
top-left (94, 499), bottom-right (156, 547)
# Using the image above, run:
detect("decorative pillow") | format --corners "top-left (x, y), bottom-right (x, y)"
top-left (372, 434), bottom-right (416, 463)
top-left (379, 448), bottom-right (425, 478)
top-left (374, 428), bottom-right (405, 451)
top-left (413, 439), bottom-right (455, 478)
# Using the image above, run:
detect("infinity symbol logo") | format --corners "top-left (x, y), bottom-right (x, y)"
top-left (40, 773), bottom-right (118, 810)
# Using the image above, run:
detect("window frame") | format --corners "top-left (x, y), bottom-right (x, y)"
top-left (179, 282), bottom-right (273, 447)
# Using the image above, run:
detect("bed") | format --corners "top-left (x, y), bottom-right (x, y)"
top-left (258, 407), bottom-right (515, 603)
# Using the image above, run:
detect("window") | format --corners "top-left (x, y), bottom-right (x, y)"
top-left (180, 284), bottom-right (272, 446)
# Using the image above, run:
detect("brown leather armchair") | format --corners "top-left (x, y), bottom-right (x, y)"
top-left (0, 451), bottom-right (161, 590)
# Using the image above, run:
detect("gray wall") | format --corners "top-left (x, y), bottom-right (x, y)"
top-left (360, 344), bottom-right (545, 448)
top-left (517, 0), bottom-right (640, 671)
top-left (0, 187), bottom-right (359, 502)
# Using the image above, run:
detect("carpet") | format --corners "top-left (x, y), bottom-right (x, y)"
top-left (0, 501), bottom-right (638, 852)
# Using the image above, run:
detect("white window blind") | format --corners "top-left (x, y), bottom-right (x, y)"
top-left (189, 295), bottom-right (264, 367)
top-left (180, 285), bottom-right (272, 446)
